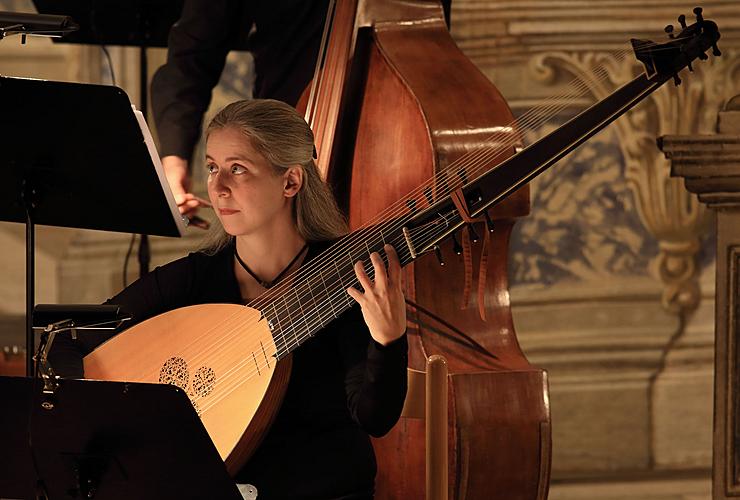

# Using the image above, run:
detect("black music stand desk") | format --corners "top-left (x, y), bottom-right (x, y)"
top-left (0, 376), bottom-right (241, 499)
top-left (0, 76), bottom-right (187, 375)
top-left (0, 76), bottom-right (185, 236)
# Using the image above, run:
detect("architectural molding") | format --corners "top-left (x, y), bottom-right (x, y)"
top-left (660, 134), bottom-right (740, 208)
top-left (659, 103), bottom-right (740, 499)
top-left (452, 0), bottom-right (740, 65)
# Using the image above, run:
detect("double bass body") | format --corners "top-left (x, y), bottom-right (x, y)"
top-left (306, 1), bottom-right (552, 498)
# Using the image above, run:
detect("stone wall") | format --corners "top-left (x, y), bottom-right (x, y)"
top-left (449, 1), bottom-right (740, 498)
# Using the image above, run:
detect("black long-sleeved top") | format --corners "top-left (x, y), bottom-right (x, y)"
top-left (49, 241), bottom-right (408, 499)
top-left (151, 0), bottom-right (328, 160)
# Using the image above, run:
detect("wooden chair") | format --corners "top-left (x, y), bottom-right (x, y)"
top-left (400, 354), bottom-right (449, 500)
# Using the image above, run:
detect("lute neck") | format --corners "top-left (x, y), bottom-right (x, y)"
top-left (263, 17), bottom-right (721, 357)
top-left (261, 71), bottom-right (674, 360)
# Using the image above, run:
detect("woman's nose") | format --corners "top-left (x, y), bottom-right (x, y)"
top-left (210, 171), bottom-right (231, 197)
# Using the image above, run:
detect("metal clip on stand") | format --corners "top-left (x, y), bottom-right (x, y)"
top-left (32, 305), bottom-right (133, 397)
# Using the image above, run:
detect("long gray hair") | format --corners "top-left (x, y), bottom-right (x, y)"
top-left (200, 99), bottom-right (348, 254)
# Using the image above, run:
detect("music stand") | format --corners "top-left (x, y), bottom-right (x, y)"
top-left (0, 76), bottom-right (187, 376)
top-left (31, 0), bottom-right (185, 280)
top-left (31, 0), bottom-right (183, 48)
top-left (32, 0), bottom-right (250, 278)
top-left (0, 375), bottom-right (242, 499)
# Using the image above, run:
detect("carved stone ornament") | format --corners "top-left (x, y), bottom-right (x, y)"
top-left (528, 49), bottom-right (740, 314)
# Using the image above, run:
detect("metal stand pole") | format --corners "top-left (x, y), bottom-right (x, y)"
top-left (23, 179), bottom-right (36, 376)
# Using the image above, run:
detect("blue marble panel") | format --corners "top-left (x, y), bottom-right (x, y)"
top-left (509, 123), bottom-right (660, 286)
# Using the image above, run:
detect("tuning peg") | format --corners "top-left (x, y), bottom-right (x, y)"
top-left (693, 7), bottom-right (704, 22)
top-left (678, 14), bottom-right (687, 29)
top-left (451, 232), bottom-right (463, 255)
top-left (433, 245), bottom-right (445, 266)
top-left (484, 211), bottom-right (495, 233)
top-left (713, 43), bottom-right (722, 57)
top-left (672, 73), bottom-right (682, 86)
top-left (698, 51), bottom-right (709, 61)
top-left (664, 25), bottom-right (675, 39)
top-left (468, 224), bottom-right (480, 243)
top-left (687, 61), bottom-right (694, 72)
top-left (452, 233), bottom-right (462, 255)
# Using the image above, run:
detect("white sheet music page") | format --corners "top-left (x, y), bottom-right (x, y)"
top-left (131, 105), bottom-right (188, 237)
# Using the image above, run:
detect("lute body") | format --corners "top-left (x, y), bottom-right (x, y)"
top-left (83, 304), bottom-right (291, 476)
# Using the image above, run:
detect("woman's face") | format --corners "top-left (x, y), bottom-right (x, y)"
top-left (206, 126), bottom-right (292, 238)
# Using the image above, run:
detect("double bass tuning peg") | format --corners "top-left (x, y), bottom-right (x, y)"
top-left (468, 224), bottom-right (480, 243)
top-left (484, 211), bottom-right (495, 233)
top-left (451, 232), bottom-right (463, 255)
top-left (678, 14), bottom-right (687, 29)
top-left (433, 245), bottom-right (444, 266)
top-left (664, 25), bottom-right (675, 39)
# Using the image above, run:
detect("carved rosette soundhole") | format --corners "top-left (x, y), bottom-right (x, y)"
top-left (158, 357), bottom-right (216, 417)
top-left (158, 357), bottom-right (189, 389)
top-left (193, 366), bottom-right (216, 397)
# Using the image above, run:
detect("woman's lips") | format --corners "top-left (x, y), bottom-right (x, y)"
top-left (219, 208), bottom-right (240, 215)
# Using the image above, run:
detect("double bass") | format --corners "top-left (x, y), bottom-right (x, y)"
top-left (299, 1), bottom-right (547, 498)
top-left (84, 2), bottom-right (721, 498)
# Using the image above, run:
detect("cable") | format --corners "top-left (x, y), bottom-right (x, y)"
top-left (122, 234), bottom-right (136, 288)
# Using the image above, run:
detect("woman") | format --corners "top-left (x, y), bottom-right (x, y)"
top-left (50, 99), bottom-right (408, 499)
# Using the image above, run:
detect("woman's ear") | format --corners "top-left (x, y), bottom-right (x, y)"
top-left (283, 166), bottom-right (304, 198)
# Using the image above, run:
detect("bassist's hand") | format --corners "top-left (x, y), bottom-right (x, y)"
top-left (163, 155), bottom-right (212, 230)
top-left (347, 244), bottom-right (406, 346)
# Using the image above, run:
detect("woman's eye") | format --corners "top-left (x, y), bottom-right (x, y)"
top-left (206, 163), bottom-right (218, 174)
top-left (231, 164), bottom-right (247, 174)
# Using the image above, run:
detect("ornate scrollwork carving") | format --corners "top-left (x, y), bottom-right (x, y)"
top-left (529, 49), bottom-right (740, 314)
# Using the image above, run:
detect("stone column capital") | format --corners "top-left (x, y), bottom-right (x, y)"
top-left (659, 102), bottom-right (740, 209)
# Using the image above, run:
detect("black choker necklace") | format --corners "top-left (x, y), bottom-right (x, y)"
top-left (234, 242), bottom-right (308, 289)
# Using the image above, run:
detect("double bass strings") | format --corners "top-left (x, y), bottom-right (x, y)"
top-left (193, 45), bottom-right (653, 413)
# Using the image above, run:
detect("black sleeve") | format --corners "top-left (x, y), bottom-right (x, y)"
top-left (150, 0), bottom-right (249, 160)
top-left (48, 254), bottom-right (199, 379)
top-left (338, 307), bottom-right (408, 438)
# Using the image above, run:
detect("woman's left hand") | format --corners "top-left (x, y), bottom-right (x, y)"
top-left (347, 244), bottom-right (406, 346)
